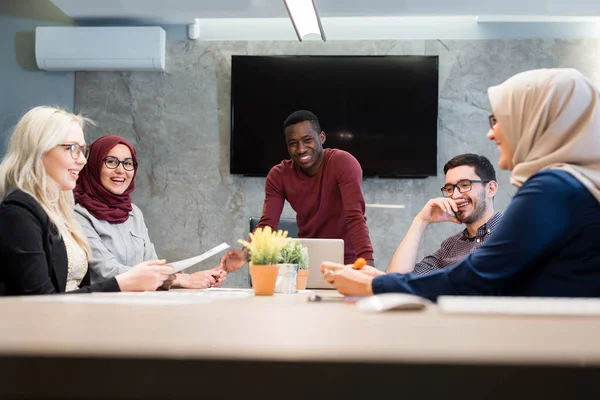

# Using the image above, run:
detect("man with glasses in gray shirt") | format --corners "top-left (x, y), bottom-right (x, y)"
top-left (386, 153), bottom-right (503, 275)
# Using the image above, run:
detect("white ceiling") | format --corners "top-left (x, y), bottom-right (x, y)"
top-left (50, 0), bottom-right (600, 24)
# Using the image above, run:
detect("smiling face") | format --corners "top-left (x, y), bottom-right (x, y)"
top-left (444, 165), bottom-right (492, 225)
top-left (487, 120), bottom-right (514, 171)
top-left (285, 120), bottom-right (326, 176)
top-left (100, 144), bottom-right (135, 195)
top-left (42, 121), bottom-right (87, 191)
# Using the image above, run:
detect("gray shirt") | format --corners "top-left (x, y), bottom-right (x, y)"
top-left (74, 203), bottom-right (158, 284)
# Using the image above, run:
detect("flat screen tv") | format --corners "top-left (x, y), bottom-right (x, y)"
top-left (230, 55), bottom-right (439, 178)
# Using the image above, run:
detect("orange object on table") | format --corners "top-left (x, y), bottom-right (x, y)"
top-left (353, 257), bottom-right (367, 270)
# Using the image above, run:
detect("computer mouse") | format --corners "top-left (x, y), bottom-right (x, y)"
top-left (356, 293), bottom-right (431, 313)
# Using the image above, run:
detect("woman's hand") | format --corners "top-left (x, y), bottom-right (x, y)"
top-left (359, 265), bottom-right (386, 277)
top-left (115, 259), bottom-right (174, 292)
top-left (175, 270), bottom-right (218, 289)
top-left (321, 262), bottom-right (375, 296)
top-left (209, 267), bottom-right (227, 287)
top-left (158, 273), bottom-right (177, 291)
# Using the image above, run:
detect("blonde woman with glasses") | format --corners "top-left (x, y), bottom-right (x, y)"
top-left (0, 106), bottom-right (174, 295)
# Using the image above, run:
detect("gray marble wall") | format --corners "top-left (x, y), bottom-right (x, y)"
top-left (75, 39), bottom-right (600, 287)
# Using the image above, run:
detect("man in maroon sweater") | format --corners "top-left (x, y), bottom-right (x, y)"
top-left (221, 110), bottom-right (374, 270)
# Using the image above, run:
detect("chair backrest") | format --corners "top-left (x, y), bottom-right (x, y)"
top-left (248, 217), bottom-right (299, 238)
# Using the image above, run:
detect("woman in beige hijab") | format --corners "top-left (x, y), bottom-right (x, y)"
top-left (320, 68), bottom-right (600, 299)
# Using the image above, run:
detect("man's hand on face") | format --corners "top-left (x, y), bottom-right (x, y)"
top-left (416, 197), bottom-right (462, 225)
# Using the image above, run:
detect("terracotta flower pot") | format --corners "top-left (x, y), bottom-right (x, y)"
top-left (249, 263), bottom-right (280, 296)
top-left (296, 269), bottom-right (310, 290)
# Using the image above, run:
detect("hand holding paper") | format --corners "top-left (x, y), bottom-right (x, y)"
top-left (169, 242), bottom-right (230, 273)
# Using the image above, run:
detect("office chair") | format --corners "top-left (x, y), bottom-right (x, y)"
top-left (248, 217), bottom-right (299, 238)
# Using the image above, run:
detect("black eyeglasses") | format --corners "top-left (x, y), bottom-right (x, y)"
top-left (441, 179), bottom-right (490, 197)
top-left (58, 143), bottom-right (90, 159)
top-left (489, 114), bottom-right (498, 129)
top-left (103, 156), bottom-right (137, 171)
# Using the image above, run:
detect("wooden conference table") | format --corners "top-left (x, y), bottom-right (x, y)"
top-left (0, 288), bottom-right (599, 399)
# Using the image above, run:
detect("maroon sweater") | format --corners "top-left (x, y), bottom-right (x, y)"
top-left (257, 148), bottom-right (374, 264)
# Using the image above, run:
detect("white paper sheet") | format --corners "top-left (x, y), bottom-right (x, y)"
top-left (22, 290), bottom-right (253, 305)
top-left (24, 295), bottom-right (203, 305)
top-left (168, 242), bottom-right (230, 273)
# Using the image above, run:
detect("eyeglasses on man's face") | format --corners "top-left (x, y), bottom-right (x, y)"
top-left (103, 156), bottom-right (137, 171)
top-left (58, 143), bottom-right (90, 160)
top-left (489, 114), bottom-right (498, 129)
top-left (441, 179), bottom-right (490, 197)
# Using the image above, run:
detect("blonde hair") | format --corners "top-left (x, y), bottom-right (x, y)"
top-left (0, 106), bottom-right (94, 253)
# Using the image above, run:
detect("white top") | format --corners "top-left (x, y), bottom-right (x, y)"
top-left (62, 231), bottom-right (88, 291)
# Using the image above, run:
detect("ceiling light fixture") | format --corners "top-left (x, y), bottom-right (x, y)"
top-left (283, 0), bottom-right (326, 42)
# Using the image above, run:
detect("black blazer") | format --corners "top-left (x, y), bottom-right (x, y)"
top-left (0, 190), bottom-right (120, 295)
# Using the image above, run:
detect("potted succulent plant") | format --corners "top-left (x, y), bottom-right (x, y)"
top-left (277, 239), bottom-right (310, 292)
top-left (238, 226), bottom-right (291, 296)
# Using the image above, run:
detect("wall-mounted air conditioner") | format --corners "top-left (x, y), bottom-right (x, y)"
top-left (35, 26), bottom-right (166, 71)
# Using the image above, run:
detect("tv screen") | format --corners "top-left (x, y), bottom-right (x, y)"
top-left (230, 55), bottom-right (439, 178)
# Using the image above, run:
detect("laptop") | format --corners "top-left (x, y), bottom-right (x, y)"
top-left (298, 238), bottom-right (345, 289)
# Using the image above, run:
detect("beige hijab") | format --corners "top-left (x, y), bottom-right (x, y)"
top-left (488, 68), bottom-right (600, 203)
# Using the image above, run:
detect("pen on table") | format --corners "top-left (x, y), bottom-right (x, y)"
top-left (308, 293), bottom-right (363, 304)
